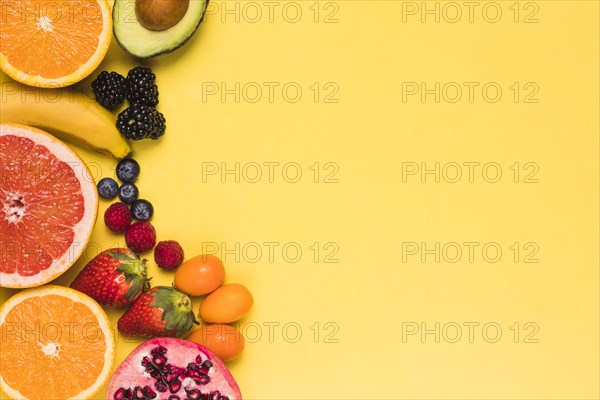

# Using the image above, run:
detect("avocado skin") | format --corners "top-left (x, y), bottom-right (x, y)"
top-left (113, 0), bottom-right (210, 59)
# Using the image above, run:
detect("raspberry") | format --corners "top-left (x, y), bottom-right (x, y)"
top-left (125, 221), bottom-right (157, 253)
top-left (104, 202), bottom-right (131, 233)
top-left (154, 241), bottom-right (184, 271)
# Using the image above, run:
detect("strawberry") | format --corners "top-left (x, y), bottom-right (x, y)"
top-left (118, 286), bottom-right (198, 338)
top-left (70, 248), bottom-right (149, 307)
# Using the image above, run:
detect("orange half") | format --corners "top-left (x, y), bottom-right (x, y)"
top-left (0, 0), bottom-right (112, 87)
top-left (0, 285), bottom-right (115, 399)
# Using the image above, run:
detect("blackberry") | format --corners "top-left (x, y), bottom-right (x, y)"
top-left (125, 66), bottom-right (159, 106)
top-left (116, 104), bottom-right (166, 140)
top-left (91, 71), bottom-right (126, 109)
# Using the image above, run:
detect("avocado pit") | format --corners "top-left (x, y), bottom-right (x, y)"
top-left (136, 0), bottom-right (189, 31)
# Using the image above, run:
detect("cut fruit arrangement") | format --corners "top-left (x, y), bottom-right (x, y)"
top-left (1, 1), bottom-right (254, 399)
top-left (69, 159), bottom-right (254, 399)
top-left (85, 159), bottom-right (253, 362)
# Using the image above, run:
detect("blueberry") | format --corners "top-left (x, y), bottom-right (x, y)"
top-left (118, 183), bottom-right (139, 204)
top-left (116, 158), bottom-right (140, 183)
top-left (96, 177), bottom-right (118, 199)
top-left (130, 199), bottom-right (154, 221)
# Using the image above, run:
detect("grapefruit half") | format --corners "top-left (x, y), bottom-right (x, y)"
top-left (0, 124), bottom-right (98, 288)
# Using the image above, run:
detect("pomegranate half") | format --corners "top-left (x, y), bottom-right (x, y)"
top-left (106, 338), bottom-right (242, 400)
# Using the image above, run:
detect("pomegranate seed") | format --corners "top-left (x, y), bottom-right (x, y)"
top-left (150, 370), bottom-right (161, 379)
top-left (124, 388), bottom-right (134, 399)
top-left (195, 355), bottom-right (203, 364)
top-left (145, 364), bottom-right (158, 373)
top-left (196, 373), bottom-right (210, 385)
top-left (200, 394), bottom-right (210, 400)
top-left (114, 388), bottom-right (126, 400)
top-left (220, 396), bottom-right (230, 400)
top-left (143, 386), bottom-right (157, 399)
top-left (164, 372), bottom-right (178, 383)
top-left (172, 366), bottom-right (186, 375)
top-left (201, 360), bottom-right (213, 370)
top-left (155, 381), bottom-right (168, 392)
top-left (168, 396), bottom-right (181, 400)
top-left (168, 378), bottom-right (182, 393)
top-left (210, 391), bottom-right (221, 400)
top-left (141, 357), bottom-right (152, 367)
top-left (186, 389), bottom-right (201, 400)
top-left (151, 346), bottom-right (167, 355)
top-left (187, 362), bottom-right (199, 372)
top-left (153, 355), bottom-right (167, 366)
top-left (134, 386), bottom-right (145, 399)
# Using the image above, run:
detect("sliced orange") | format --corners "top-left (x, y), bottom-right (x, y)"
top-left (0, 0), bottom-right (112, 87)
top-left (0, 285), bottom-right (115, 399)
top-left (0, 124), bottom-right (98, 288)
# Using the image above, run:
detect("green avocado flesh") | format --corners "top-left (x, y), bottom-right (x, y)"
top-left (113, 0), bottom-right (208, 58)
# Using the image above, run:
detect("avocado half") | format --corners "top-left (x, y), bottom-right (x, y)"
top-left (113, 0), bottom-right (208, 58)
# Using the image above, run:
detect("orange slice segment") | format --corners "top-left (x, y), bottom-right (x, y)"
top-left (0, 124), bottom-right (98, 288)
top-left (0, 0), bottom-right (112, 87)
top-left (0, 285), bottom-right (115, 399)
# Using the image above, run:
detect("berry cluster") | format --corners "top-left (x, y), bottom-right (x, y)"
top-left (117, 103), bottom-right (166, 141)
top-left (91, 71), bottom-right (126, 108)
top-left (91, 66), bottom-right (166, 140)
top-left (125, 67), bottom-right (159, 107)
top-left (97, 158), bottom-right (183, 268)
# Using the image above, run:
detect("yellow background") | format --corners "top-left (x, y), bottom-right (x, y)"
top-left (2, 1), bottom-right (599, 399)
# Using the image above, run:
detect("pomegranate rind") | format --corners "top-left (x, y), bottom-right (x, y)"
top-left (0, 285), bottom-right (116, 399)
top-left (0, 123), bottom-right (98, 288)
top-left (106, 337), bottom-right (242, 400)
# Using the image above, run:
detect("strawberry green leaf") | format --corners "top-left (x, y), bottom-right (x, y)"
top-left (125, 275), bottom-right (144, 301)
top-left (114, 255), bottom-right (148, 302)
top-left (151, 286), bottom-right (198, 336)
top-left (108, 250), bottom-right (138, 263)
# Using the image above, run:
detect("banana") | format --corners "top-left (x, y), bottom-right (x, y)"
top-left (0, 80), bottom-right (131, 158)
